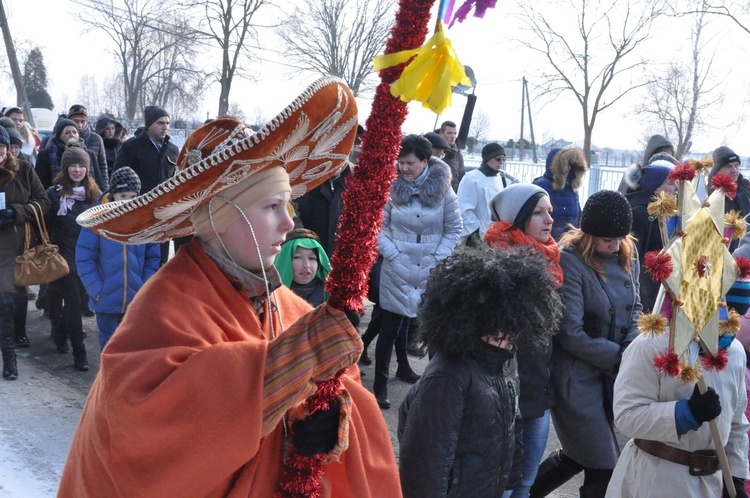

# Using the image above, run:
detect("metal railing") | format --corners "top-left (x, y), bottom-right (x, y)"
top-left (465, 157), bottom-right (626, 203)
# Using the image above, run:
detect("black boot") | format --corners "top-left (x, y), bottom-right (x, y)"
top-left (579, 480), bottom-right (609, 498)
top-left (1, 300), bottom-right (18, 380)
top-left (395, 363), bottom-right (421, 383)
top-left (529, 450), bottom-right (584, 498)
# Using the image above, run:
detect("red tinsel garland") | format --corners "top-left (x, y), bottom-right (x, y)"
top-left (275, 0), bottom-right (436, 496)
top-left (701, 348), bottom-right (729, 372)
top-left (654, 349), bottom-right (681, 378)
top-left (668, 162), bottom-right (696, 182)
top-left (644, 250), bottom-right (673, 282)
top-left (711, 172), bottom-right (738, 200)
top-left (736, 257), bottom-right (750, 280)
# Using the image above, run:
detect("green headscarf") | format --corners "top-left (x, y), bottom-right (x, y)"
top-left (274, 236), bottom-right (331, 288)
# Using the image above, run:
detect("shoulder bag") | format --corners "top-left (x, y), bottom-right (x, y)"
top-left (14, 201), bottom-right (69, 286)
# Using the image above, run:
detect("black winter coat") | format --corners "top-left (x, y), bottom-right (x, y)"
top-left (295, 165), bottom-right (351, 256)
top-left (79, 126), bottom-right (109, 188)
top-left (442, 144), bottom-right (465, 193)
top-left (112, 134), bottom-right (178, 194)
top-left (45, 186), bottom-right (94, 272)
top-left (398, 342), bottom-right (521, 497)
top-left (626, 189), bottom-right (663, 312)
top-left (36, 140), bottom-right (104, 191)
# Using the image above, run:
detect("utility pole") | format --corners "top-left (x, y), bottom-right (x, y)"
top-left (524, 78), bottom-right (537, 163)
top-left (519, 77), bottom-right (526, 161)
top-left (0, 0), bottom-right (34, 127)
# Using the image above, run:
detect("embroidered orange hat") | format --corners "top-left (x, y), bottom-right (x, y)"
top-left (76, 77), bottom-right (358, 243)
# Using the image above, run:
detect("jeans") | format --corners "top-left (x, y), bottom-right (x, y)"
top-left (503, 410), bottom-right (551, 498)
top-left (96, 312), bottom-right (124, 350)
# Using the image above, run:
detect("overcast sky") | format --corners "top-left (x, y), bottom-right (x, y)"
top-left (2, 0), bottom-right (750, 156)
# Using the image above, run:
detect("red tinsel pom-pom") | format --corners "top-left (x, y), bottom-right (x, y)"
top-left (701, 348), bottom-right (729, 372)
top-left (668, 162), bottom-right (696, 182)
top-left (735, 257), bottom-right (750, 280)
top-left (711, 172), bottom-right (738, 200)
top-left (654, 349), bottom-right (681, 378)
top-left (644, 251), bottom-right (673, 282)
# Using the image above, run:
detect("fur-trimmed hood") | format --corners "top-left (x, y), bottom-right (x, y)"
top-left (391, 157), bottom-right (452, 208)
top-left (624, 162), bottom-right (643, 191)
top-left (0, 154), bottom-right (19, 187)
top-left (545, 148), bottom-right (587, 192)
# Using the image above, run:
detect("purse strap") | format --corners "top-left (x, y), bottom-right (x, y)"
top-left (28, 201), bottom-right (52, 245)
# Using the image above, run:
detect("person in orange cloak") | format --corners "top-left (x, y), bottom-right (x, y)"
top-left (59, 79), bottom-right (401, 497)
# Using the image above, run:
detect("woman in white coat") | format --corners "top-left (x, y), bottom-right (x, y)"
top-left (373, 134), bottom-right (462, 409)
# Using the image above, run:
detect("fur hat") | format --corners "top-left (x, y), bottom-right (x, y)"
top-left (417, 246), bottom-right (563, 355)
top-left (643, 135), bottom-right (673, 164)
top-left (110, 167), bottom-right (141, 195)
top-left (0, 126), bottom-right (9, 149)
top-left (144, 106), bottom-right (169, 129)
top-left (423, 131), bottom-right (449, 150)
top-left (61, 140), bottom-right (90, 171)
top-left (625, 160), bottom-right (673, 194)
top-left (548, 147), bottom-right (587, 192)
top-left (490, 183), bottom-right (548, 225)
top-left (712, 146), bottom-right (741, 174)
top-left (68, 104), bottom-right (88, 120)
top-left (54, 118), bottom-right (78, 142)
top-left (482, 143), bottom-right (506, 163)
top-left (76, 77), bottom-right (359, 244)
top-left (580, 190), bottom-right (632, 238)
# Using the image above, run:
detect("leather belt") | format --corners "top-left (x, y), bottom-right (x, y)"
top-left (634, 439), bottom-right (719, 476)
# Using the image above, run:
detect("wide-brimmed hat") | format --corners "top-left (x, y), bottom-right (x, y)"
top-left (77, 77), bottom-right (358, 244)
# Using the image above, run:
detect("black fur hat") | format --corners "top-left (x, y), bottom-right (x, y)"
top-left (417, 246), bottom-right (562, 355)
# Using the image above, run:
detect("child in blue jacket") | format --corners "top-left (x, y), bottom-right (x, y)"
top-left (76, 167), bottom-right (160, 349)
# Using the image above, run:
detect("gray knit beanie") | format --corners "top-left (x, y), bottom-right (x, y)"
top-left (643, 135), bottom-right (673, 164)
top-left (712, 146), bottom-right (741, 175)
top-left (110, 167), bottom-right (142, 194)
top-left (490, 183), bottom-right (548, 223)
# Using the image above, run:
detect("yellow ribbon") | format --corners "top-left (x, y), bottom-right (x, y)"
top-left (374, 20), bottom-right (472, 115)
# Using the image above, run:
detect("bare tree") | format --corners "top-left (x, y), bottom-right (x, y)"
top-left (226, 102), bottom-right (246, 122)
top-left (187, 0), bottom-right (268, 117)
top-left (470, 110), bottom-right (492, 142)
top-left (518, 0), bottom-right (667, 162)
top-left (76, 75), bottom-right (101, 112)
top-left (277, 0), bottom-right (395, 97)
top-left (99, 73), bottom-right (127, 118)
top-left (76, 0), bottom-right (202, 120)
top-left (635, 1), bottom-right (722, 159)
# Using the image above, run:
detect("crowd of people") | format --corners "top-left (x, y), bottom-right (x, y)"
top-left (1, 84), bottom-right (749, 497)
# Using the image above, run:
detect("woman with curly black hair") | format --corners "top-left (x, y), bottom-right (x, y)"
top-left (398, 246), bottom-right (563, 498)
top-left (532, 190), bottom-right (642, 498)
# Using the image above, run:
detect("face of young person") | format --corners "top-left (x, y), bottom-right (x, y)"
top-left (60, 126), bottom-right (79, 143)
top-left (103, 123), bottom-right (116, 139)
top-left (292, 246), bottom-right (319, 285)
top-left (397, 152), bottom-right (428, 180)
top-left (595, 236), bottom-right (624, 255)
top-left (217, 190), bottom-right (295, 271)
top-left (113, 191), bottom-right (138, 201)
top-left (9, 112), bottom-right (23, 130)
top-left (67, 164), bottom-right (88, 185)
top-left (439, 126), bottom-right (457, 146)
top-left (71, 116), bottom-right (88, 131)
top-left (486, 154), bottom-right (506, 171)
top-left (718, 162), bottom-right (740, 182)
top-left (10, 144), bottom-right (21, 157)
top-left (147, 117), bottom-right (170, 142)
top-left (525, 196), bottom-right (554, 243)
top-left (654, 177), bottom-right (678, 196)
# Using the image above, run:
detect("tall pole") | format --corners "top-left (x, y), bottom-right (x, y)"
top-left (0, 0), bottom-right (34, 127)
top-left (525, 78), bottom-right (537, 163)
top-left (519, 77), bottom-right (526, 161)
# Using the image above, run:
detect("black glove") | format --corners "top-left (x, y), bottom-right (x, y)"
top-left (292, 400), bottom-right (340, 456)
top-left (723, 477), bottom-right (747, 498)
top-left (344, 309), bottom-right (361, 329)
top-left (687, 385), bottom-right (722, 424)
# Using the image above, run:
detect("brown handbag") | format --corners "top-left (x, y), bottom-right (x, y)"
top-left (14, 202), bottom-right (69, 286)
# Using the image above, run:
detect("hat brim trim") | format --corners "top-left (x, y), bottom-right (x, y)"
top-left (77, 77), bottom-right (358, 244)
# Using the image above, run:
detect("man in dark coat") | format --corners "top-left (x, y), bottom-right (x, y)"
top-left (68, 105), bottom-right (109, 190)
top-left (112, 106), bottom-right (179, 263)
top-left (438, 120), bottom-right (464, 192)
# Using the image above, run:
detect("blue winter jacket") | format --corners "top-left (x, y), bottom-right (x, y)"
top-left (533, 148), bottom-right (588, 241)
top-left (75, 194), bottom-right (160, 314)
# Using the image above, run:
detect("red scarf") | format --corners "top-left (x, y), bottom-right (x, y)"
top-left (484, 221), bottom-right (564, 288)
